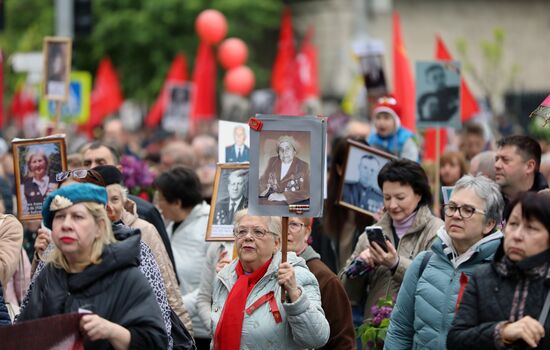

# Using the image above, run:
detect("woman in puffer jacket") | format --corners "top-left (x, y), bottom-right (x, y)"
top-left (447, 191), bottom-right (550, 350)
top-left (384, 175), bottom-right (504, 349)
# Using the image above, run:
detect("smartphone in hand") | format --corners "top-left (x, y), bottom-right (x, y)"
top-left (365, 226), bottom-right (388, 252)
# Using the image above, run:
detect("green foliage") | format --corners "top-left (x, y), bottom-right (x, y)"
top-left (455, 27), bottom-right (520, 113)
top-left (0, 0), bottom-right (284, 104)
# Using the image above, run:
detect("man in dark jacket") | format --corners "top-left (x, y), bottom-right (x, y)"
top-left (81, 141), bottom-right (178, 281)
top-left (494, 135), bottom-right (548, 217)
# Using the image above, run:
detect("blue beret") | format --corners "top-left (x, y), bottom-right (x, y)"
top-left (42, 183), bottom-right (108, 229)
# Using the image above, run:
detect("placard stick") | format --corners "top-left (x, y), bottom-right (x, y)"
top-left (281, 216), bottom-right (288, 302)
top-left (433, 127), bottom-right (441, 213)
top-left (53, 101), bottom-right (62, 134)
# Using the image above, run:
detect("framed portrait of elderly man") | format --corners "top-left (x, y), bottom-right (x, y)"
top-left (248, 114), bottom-right (326, 217)
top-left (12, 136), bottom-right (68, 220)
top-left (206, 164), bottom-right (250, 241)
top-left (43, 37), bottom-right (72, 101)
top-left (218, 120), bottom-right (250, 163)
top-left (338, 140), bottom-right (395, 217)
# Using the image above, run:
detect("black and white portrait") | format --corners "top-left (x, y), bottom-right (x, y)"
top-left (206, 164), bottom-right (249, 241)
top-left (44, 37), bottom-right (72, 101)
top-left (416, 60), bottom-right (461, 129)
top-left (339, 140), bottom-right (394, 216)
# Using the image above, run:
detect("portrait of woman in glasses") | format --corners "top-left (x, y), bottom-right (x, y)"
top-left (20, 148), bottom-right (59, 215)
top-left (211, 209), bottom-right (329, 350)
top-left (384, 175), bottom-right (504, 350)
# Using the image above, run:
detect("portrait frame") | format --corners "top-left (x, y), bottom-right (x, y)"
top-left (206, 163), bottom-right (250, 241)
top-left (338, 140), bottom-right (396, 217)
top-left (415, 60), bottom-right (461, 129)
top-left (161, 82), bottom-right (192, 135)
top-left (218, 120), bottom-right (250, 164)
top-left (248, 114), bottom-right (326, 218)
top-left (12, 135), bottom-right (68, 221)
top-left (43, 36), bottom-right (72, 102)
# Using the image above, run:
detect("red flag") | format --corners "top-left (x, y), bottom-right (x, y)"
top-left (271, 7), bottom-right (295, 94)
top-left (435, 35), bottom-right (479, 121)
top-left (296, 26), bottom-right (319, 99)
top-left (190, 42), bottom-right (216, 124)
top-left (392, 11), bottom-right (416, 132)
top-left (86, 58), bottom-right (123, 132)
top-left (271, 7), bottom-right (301, 115)
top-left (144, 53), bottom-right (188, 128)
top-left (8, 83), bottom-right (36, 128)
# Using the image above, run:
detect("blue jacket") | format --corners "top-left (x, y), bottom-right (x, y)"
top-left (367, 127), bottom-right (418, 161)
top-left (384, 229), bottom-right (502, 350)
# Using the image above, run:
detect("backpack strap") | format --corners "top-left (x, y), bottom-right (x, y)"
top-left (538, 288), bottom-right (550, 326)
top-left (418, 251), bottom-right (433, 277)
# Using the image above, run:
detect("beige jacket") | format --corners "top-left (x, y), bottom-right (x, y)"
top-left (0, 215), bottom-right (24, 288)
top-left (341, 205), bottom-right (443, 319)
top-left (123, 200), bottom-right (193, 335)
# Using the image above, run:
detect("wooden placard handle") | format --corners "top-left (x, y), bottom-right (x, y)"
top-left (280, 216), bottom-right (288, 303)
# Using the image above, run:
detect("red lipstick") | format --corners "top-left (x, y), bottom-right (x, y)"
top-left (60, 237), bottom-right (77, 243)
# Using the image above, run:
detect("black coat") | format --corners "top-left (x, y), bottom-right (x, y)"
top-left (129, 194), bottom-right (178, 282)
top-left (447, 246), bottom-right (550, 350)
top-left (18, 235), bottom-right (168, 350)
top-left (0, 282), bottom-right (10, 326)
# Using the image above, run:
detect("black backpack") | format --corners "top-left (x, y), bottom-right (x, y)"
top-left (170, 308), bottom-right (196, 350)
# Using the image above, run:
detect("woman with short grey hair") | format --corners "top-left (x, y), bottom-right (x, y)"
top-left (384, 175), bottom-right (504, 350)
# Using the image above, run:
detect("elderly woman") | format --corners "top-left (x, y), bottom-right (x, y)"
top-left (211, 209), bottom-right (329, 349)
top-left (21, 148), bottom-right (58, 214)
top-left (17, 183), bottom-right (168, 349)
top-left (341, 159), bottom-right (443, 320)
top-left (447, 192), bottom-right (550, 349)
top-left (259, 135), bottom-right (310, 205)
top-left (384, 175), bottom-right (504, 349)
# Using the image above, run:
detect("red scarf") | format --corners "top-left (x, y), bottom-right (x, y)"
top-left (214, 257), bottom-right (273, 350)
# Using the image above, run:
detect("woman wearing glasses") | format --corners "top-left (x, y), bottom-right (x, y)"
top-left (341, 159), bottom-right (443, 320)
top-left (211, 209), bottom-right (329, 350)
top-left (447, 191), bottom-right (550, 349)
top-left (384, 175), bottom-right (504, 350)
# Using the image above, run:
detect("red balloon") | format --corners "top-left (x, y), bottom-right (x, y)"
top-left (195, 9), bottom-right (227, 44)
top-left (224, 66), bottom-right (255, 96)
top-left (218, 38), bottom-right (248, 69)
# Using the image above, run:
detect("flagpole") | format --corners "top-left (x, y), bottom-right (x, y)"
top-left (434, 127), bottom-right (441, 213)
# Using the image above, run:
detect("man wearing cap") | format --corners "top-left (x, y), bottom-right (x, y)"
top-left (214, 169), bottom-right (248, 225)
top-left (368, 96), bottom-right (419, 161)
top-left (343, 154), bottom-right (384, 213)
top-left (259, 135), bottom-right (310, 205)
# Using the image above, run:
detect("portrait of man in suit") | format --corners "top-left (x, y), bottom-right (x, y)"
top-left (214, 169), bottom-right (249, 225)
top-left (225, 125), bottom-right (249, 163)
top-left (259, 135), bottom-right (310, 205)
top-left (343, 154), bottom-right (384, 213)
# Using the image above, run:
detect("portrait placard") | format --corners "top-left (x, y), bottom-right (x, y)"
top-left (248, 114), bottom-right (326, 217)
top-left (415, 60), bottom-right (461, 129)
top-left (218, 120), bottom-right (250, 163)
top-left (12, 135), bottom-right (68, 220)
top-left (206, 164), bottom-right (250, 241)
top-left (162, 82), bottom-right (192, 135)
top-left (338, 140), bottom-right (395, 217)
top-left (43, 37), bottom-right (72, 101)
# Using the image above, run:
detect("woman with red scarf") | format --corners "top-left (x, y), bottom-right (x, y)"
top-left (211, 209), bottom-right (329, 350)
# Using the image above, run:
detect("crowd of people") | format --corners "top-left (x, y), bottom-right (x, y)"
top-left (0, 95), bottom-right (550, 350)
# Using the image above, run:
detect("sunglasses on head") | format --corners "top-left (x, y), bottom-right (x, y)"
top-left (56, 169), bottom-right (106, 187)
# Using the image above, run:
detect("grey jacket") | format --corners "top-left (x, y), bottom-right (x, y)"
top-left (211, 251), bottom-right (330, 349)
